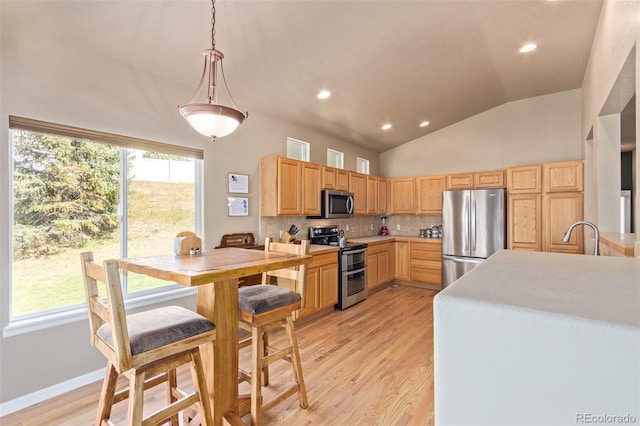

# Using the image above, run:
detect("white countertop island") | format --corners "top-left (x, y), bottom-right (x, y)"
top-left (434, 250), bottom-right (640, 426)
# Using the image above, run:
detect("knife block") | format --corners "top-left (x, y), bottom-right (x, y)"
top-left (280, 232), bottom-right (295, 243)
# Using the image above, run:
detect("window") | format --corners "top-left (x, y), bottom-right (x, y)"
top-left (327, 149), bottom-right (344, 169)
top-left (286, 137), bottom-right (310, 161)
top-left (9, 116), bottom-right (202, 319)
top-left (356, 157), bottom-right (370, 175)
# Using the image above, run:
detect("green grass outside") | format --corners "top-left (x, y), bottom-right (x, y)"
top-left (12, 180), bottom-right (195, 317)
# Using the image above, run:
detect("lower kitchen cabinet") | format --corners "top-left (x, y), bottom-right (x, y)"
top-left (409, 240), bottom-right (442, 286)
top-left (297, 251), bottom-right (338, 320)
top-left (367, 242), bottom-right (392, 289)
top-left (543, 191), bottom-right (584, 253)
top-left (394, 241), bottom-right (410, 281)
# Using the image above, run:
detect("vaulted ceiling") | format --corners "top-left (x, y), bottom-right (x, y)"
top-left (3, 0), bottom-right (603, 153)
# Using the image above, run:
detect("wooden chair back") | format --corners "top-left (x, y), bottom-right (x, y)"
top-left (261, 239), bottom-right (310, 298)
top-left (80, 252), bottom-right (132, 372)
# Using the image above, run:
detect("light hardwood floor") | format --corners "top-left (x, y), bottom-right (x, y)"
top-left (2, 284), bottom-right (437, 425)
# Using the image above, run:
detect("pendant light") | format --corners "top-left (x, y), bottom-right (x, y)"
top-left (178, 0), bottom-right (248, 140)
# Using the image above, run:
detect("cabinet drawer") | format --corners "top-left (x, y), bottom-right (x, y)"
top-left (410, 266), bottom-right (441, 284)
top-left (311, 252), bottom-right (338, 267)
top-left (410, 259), bottom-right (441, 270)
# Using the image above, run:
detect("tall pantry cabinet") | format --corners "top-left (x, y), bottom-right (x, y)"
top-left (507, 160), bottom-right (584, 254)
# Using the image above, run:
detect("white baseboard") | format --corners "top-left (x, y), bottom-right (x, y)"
top-left (0, 368), bottom-right (105, 417)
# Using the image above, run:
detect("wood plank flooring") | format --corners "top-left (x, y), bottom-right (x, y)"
top-left (2, 284), bottom-right (437, 425)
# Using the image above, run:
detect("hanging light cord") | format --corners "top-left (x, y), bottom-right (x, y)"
top-left (211, 0), bottom-right (216, 50)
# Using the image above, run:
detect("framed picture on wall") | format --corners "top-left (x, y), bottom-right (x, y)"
top-left (228, 196), bottom-right (249, 216)
top-left (228, 173), bottom-right (249, 193)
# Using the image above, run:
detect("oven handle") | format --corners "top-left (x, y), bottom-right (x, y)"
top-left (342, 247), bottom-right (368, 256)
top-left (343, 266), bottom-right (367, 276)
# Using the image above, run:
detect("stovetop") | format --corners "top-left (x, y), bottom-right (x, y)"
top-left (308, 225), bottom-right (368, 251)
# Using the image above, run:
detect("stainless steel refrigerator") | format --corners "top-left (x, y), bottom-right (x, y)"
top-left (442, 188), bottom-right (506, 288)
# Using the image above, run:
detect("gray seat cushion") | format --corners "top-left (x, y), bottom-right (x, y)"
top-left (97, 305), bottom-right (215, 355)
top-left (238, 284), bottom-right (301, 315)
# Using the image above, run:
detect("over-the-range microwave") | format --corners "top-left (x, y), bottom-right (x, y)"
top-left (308, 190), bottom-right (354, 219)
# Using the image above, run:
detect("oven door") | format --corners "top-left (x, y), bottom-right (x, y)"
top-left (338, 267), bottom-right (368, 310)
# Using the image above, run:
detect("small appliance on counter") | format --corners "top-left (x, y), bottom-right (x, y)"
top-left (379, 216), bottom-right (388, 235)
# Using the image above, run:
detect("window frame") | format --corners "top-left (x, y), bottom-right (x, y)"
top-left (286, 137), bottom-right (310, 162)
top-left (6, 116), bottom-right (202, 333)
top-left (327, 149), bottom-right (344, 169)
top-left (356, 157), bottom-right (370, 175)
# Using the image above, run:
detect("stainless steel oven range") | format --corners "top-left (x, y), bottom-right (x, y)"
top-left (309, 225), bottom-right (368, 310)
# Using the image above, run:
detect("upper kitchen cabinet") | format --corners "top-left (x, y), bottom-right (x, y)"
top-left (416, 175), bottom-right (446, 214)
top-left (543, 161), bottom-right (584, 193)
top-left (321, 165), bottom-right (349, 191)
top-left (377, 178), bottom-right (388, 215)
top-left (366, 175), bottom-right (378, 215)
top-left (507, 165), bottom-right (542, 194)
top-left (474, 170), bottom-right (506, 188)
top-left (349, 171), bottom-right (368, 215)
top-left (389, 177), bottom-right (416, 214)
top-left (260, 156), bottom-right (319, 216)
top-left (302, 162), bottom-right (321, 216)
top-left (446, 173), bottom-right (474, 190)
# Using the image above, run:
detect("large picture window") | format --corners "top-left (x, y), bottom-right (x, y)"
top-left (9, 117), bottom-right (202, 319)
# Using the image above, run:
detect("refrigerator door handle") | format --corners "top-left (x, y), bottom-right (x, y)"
top-left (443, 255), bottom-right (485, 264)
top-left (470, 192), bottom-right (477, 253)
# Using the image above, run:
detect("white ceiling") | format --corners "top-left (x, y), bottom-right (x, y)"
top-left (3, 0), bottom-right (604, 153)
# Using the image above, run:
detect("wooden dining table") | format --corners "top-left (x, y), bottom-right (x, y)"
top-left (118, 247), bottom-right (312, 426)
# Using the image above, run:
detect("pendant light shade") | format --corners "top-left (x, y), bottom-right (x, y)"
top-left (178, 2), bottom-right (247, 140)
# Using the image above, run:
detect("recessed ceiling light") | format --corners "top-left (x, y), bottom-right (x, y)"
top-left (317, 90), bottom-right (331, 100)
top-left (519, 43), bottom-right (537, 53)
top-left (381, 123), bottom-right (392, 130)
top-left (419, 121), bottom-right (430, 127)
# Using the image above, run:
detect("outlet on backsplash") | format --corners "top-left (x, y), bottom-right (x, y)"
top-left (396, 224), bottom-right (401, 230)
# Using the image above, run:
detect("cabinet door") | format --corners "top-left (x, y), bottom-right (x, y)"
top-left (319, 263), bottom-right (339, 309)
top-left (507, 165), bottom-right (542, 194)
top-left (447, 173), bottom-right (474, 190)
top-left (389, 178), bottom-right (416, 214)
top-left (367, 252), bottom-right (379, 287)
top-left (409, 242), bottom-right (442, 285)
top-left (508, 193), bottom-right (542, 251)
top-left (349, 172), bottom-right (368, 215)
top-left (543, 192), bottom-right (584, 253)
top-left (544, 161), bottom-right (584, 192)
top-left (366, 176), bottom-right (378, 214)
top-left (395, 241), bottom-right (410, 280)
top-left (299, 266), bottom-right (319, 319)
top-left (277, 157), bottom-right (302, 215)
top-left (336, 170), bottom-right (350, 191)
top-left (321, 166), bottom-right (336, 190)
top-left (474, 170), bottom-right (506, 188)
top-left (302, 162), bottom-right (321, 216)
top-left (416, 175), bottom-right (446, 214)
top-left (377, 178), bottom-right (387, 214)
top-left (378, 250), bottom-right (389, 284)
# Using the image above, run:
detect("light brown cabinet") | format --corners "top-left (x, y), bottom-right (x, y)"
top-left (474, 170), bottom-right (506, 188)
top-left (508, 193), bottom-right (542, 251)
top-left (507, 161), bottom-right (584, 254)
top-left (367, 242), bottom-right (392, 289)
top-left (409, 241), bottom-right (442, 286)
top-left (321, 166), bottom-right (349, 191)
top-left (298, 251), bottom-right (338, 320)
top-left (394, 241), bottom-right (410, 280)
top-left (302, 162), bottom-right (321, 216)
top-left (260, 156), bottom-right (320, 216)
top-left (349, 172), bottom-right (368, 215)
top-left (507, 165), bottom-right (542, 194)
top-left (416, 175), bottom-right (446, 214)
top-left (377, 178), bottom-right (388, 215)
top-left (366, 176), bottom-right (378, 215)
top-left (389, 178), bottom-right (416, 214)
top-left (446, 173), bottom-right (474, 189)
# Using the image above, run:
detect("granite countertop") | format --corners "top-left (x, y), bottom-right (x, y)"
top-left (599, 232), bottom-right (637, 256)
top-left (437, 249), bottom-right (640, 327)
top-left (349, 235), bottom-right (442, 244)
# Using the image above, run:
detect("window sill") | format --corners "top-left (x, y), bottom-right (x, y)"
top-left (2, 286), bottom-right (197, 338)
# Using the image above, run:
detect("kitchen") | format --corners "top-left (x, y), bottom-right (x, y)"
top-left (1, 0), bottom-right (639, 424)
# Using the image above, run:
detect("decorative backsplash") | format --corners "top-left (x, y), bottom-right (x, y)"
top-left (259, 215), bottom-right (442, 243)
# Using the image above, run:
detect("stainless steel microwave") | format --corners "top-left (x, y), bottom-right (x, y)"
top-left (309, 190), bottom-right (354, 219)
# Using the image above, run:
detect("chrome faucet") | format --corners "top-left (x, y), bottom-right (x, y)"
top-left (563, 221), bottom-right (600, 256)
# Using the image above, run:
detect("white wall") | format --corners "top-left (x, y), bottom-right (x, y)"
top-left (0, 2), bottom-right (378, 410)
top-left (581, 0), bottom-right (640, 236)
top-left (380, 89), bottom-right (583, 178)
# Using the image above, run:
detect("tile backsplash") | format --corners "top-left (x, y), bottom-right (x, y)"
top-left (259, 215), bottom-right (442, 243)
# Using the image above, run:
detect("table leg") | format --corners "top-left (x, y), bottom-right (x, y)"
top-left (197, 278), bottom-right (239, 426)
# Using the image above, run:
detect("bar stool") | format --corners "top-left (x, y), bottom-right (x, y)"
top-left (237, 239), bottom-right (310, 426)
top-left (80, 252), bottom-right (216, 425)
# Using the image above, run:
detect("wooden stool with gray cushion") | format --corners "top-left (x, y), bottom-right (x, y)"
top-left (237, 239), bottom-right (310, 426)
top-left (80, 252), bottom-right (216, 425)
